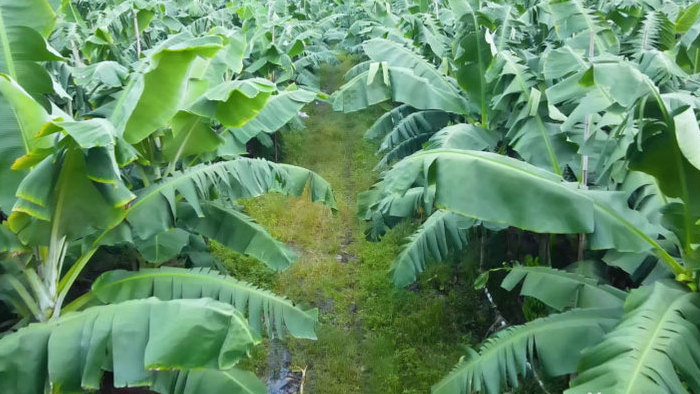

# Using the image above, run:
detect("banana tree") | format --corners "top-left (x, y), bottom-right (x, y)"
top-left (374, 76), bottom-right (700, 393)
top-left (337, 0), bottom-right (700, 281)
top-left (332, 0), bottom-right (700, 391)
top-left (0, 1), bottom-right (339, 392)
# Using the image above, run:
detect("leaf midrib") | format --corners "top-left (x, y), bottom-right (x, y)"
top-left (622, 293), bottom-right (693, 394)
top-left (405, 150), bottom-right (681, 268)
top-left (94, 270), bottom-right (303, 310)
top-left (128, 161), bottom-right (236, 213)
top-left (434, 310), bottom-right (616, 391)
top-left (408, 149), bottom-right (564, 186)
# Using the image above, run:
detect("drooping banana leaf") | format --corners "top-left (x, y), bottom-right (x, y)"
top-left (126, 159), bottom-right (335, 240)
top-left (375, 150), bottom-right (670, 262)
top-left (276, 163), bottom-right (337, 210)
top-left (358, 186), bottom-right (428, 223)
top-left (433, 307), bottom-right (622, 394)
top-left (362, 38), bottom-right (464, 105)
top-left (331, 61), bottom-right (392, 112)
top-left (111, 34), bottom-right (224, 143)
top-left (70, 267), bottom-right (318, 339)
top-left (501, 265), bottom-right (627, 311)
top-left (392, 210), bottom-right (475, 287)
top-left (364, 104), bottom-right (416, 140)
top-left (187, 78), bottom-right (276, 129)
top-left (161, 111), bottom-right (225, 163)
top-left (178, 203), bottom-right (298, 271)
top-left (629, 94), bottom-right (700, 266)
top-left (332, 62), bottom-right (468, 114)
top-left (228, 89), bottom-right (317, 144)
top-left (568, 281), bottom-right (700, 393)
top-left (358, 185), bottom-right (429, 240)
top-left (379, 149), bottom-right (595, 234)
top-left (425, 124), bottom-right (499, 151)
top-left (375, 110), bottom-right (451, 169)
top-left (10, 146), bottom-right (127, 245)
top-left (378, 111), bottom-right (450, 153)
top-left (134, 228), bottom-right (191, 265)
top-left (0, 74), bottom-right (53, 212)
top-left (0, 298), bottom-right (259, 394)
top-left (376, 132), bottom-right (433, 171)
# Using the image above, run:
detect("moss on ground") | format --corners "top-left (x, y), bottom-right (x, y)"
top-left (213, 60), bottom-right (494, 393)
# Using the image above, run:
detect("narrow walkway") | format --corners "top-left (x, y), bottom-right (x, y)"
top-left (219, 61), bottom-right (489, 394)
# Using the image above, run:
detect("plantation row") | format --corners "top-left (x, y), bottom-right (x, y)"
top-left (0, 0), bottom-right (700, 393)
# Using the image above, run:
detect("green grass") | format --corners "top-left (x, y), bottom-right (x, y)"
top-left (212, 60), bottom-right (493, 393)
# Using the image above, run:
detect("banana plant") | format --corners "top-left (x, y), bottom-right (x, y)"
top-left (0, 1), bottom-right (340, 392)
top-left (0, 0), bottom-right (63, 214)
top-left (338, 0), bottom-right (699, 280)
top-left (332, 0), bottom-right (700, 391)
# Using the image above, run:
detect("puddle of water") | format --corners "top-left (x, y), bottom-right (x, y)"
top-left (266, 339), bottom-right (303, 394)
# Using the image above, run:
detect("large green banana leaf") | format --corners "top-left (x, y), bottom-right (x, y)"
top-left (378, 149), bottom-right (595, 233)
top-left (375, 149), bottom-right (668, 258)
top-left (392, 210), bottom-right (475, 287)
top-left (426, 124), bottom-right (500, 151)
top-left (228, 89), bottom-right (318, 144)
top-left (187, 78), bottom-right (276, 129)
top-left (501, 266), bottom-right (627, 311)
top-left (452, 0), bottom-right (491, 122)
top-left (362, 38), bottom-right (464, 103)
top-left (71, 267), bottom-right (318, 339)
top-left (7, 115), bottom-right (138, 246)
top-left (10, 147), bottom-right (127, 245)
top-left (332, 61), bottom-right (392, 111)
top-left (583, 190), bottom-right (666, 253)
top-left (161, 111), bottom-right (225, 163)
top-left (629, 94), bottom-right (700, 265)
top-left (0, 298), bottom-right (259, 393)
top-left (178, 202), bottom-right (299, 271)
top-left (134, 228), bottom-right (191, 265)
top-left (0, 74), bottom-right (52, 211)
top-left (568, 281), bottom-right (700, 393)
top-left (0, 0), bottom-right (55, 37)
top-left (433, 308), bottom-right (622, 394)
top-left (0, 0), bottom-right (60, 99)
top-left (364, 104), bottom-right (416, 140)
top-left (126, 159), bottom-right (335, 240)
top-left (332, 62), bottom-right (467, 114)
top-left (111, 34), bottom-right (224, 143)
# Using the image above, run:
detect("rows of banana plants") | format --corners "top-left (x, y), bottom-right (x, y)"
top-left (0, 0), bottom-right (355, 392)
top-left (332, 0), bottom-right (700, 392)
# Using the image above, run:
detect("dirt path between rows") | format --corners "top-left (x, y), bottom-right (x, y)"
top-left (253, 61), bottom-right (488, 394)
top-left (263, 62), bottom-right (380, 394)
